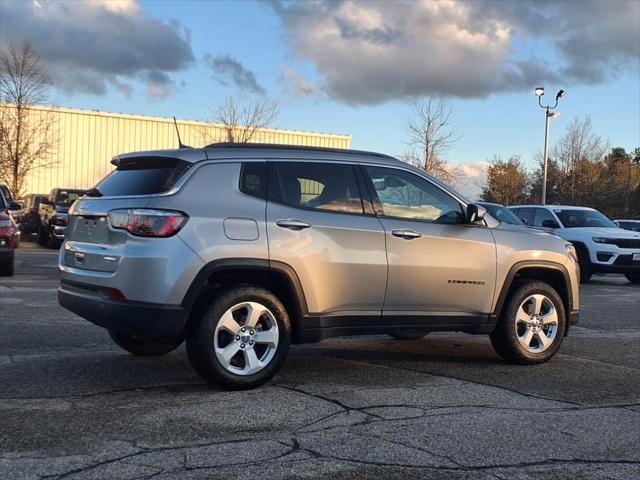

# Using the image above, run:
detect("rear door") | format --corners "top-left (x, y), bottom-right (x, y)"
top-left (266, 160), bottom-right (387, 317)
top-left (361, 165), bottom-right (496, 321)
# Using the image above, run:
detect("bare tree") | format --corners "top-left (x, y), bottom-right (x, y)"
top-left (207, 96), bottom-right (279, 144)
top-left (551, 116), bottom-right (608, 204)
top-left (0, 42), bottom-right (56, 197)
top-left (403, 97), bottom-right (461, 184)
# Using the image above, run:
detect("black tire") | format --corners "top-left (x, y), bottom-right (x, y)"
top-left (490, 280), bottom-right (566, 365)
top-left (0, 252), bottom-right (14, 276)
top-left (387, 330), bottom-right (428, 340)
top-left (186, 286), bottom-right (291, 390)
top-left (576, 248), bottom-right (592, 283)
top-left (626, 274), bottom-right (640, 284)
top-left (108, 330), bottom-right (181, 356)
top-left (37, 226), bottom-right (48, 246)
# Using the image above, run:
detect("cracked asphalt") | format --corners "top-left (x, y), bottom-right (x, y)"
top-left (1, 242), bottom-right (639, 480)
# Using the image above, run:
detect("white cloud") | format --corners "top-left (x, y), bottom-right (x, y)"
top-left (0, 0), bottom-right (193, 99)
top-left (271, 0), bottom-right (640, 105)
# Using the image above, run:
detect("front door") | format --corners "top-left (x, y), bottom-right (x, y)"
top-left (266, 160), bottom-right (387, 318)
top-left (362, 165), bottom-right (496, 323)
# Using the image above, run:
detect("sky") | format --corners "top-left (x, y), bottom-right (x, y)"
top-left (1, 0), bottom-right (639, 198)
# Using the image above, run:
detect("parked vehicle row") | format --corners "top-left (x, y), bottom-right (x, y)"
top-left (508, 205), bottom-right (640, 284)
top-left (58, 143), bottom-right (580, 389)
top-left (37, 188), bottom-right (88, 248)
top-left (0, 188), bottom-right (20, 276)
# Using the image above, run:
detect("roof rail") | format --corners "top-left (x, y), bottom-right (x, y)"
top-left (203, 142), bottom-right (394, 159)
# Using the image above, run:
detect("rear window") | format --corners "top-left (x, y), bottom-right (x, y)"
top-left (96, 157), bottom-right (191, 196)
top-left (55, 190), bottom-right (86, 205)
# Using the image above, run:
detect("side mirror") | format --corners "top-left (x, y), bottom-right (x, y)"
top-left (8, 201), bottom-right (21, 211)
top-left (520, 218), bottom-right (528, 225)
top-left (542, 219), bottom-right (560, 229)
top-left (466, 204), bottom-right (487, 223)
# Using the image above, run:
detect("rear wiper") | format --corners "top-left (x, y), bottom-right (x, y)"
top-left (84, 188), bottom-right (103, 197)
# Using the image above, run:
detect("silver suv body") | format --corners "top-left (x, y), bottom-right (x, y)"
top-left (59, 144), bottom-right (580, 389)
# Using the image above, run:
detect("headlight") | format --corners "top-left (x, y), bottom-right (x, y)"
top-left (565, 243), bottom-right (578, 263)
top-left (0, 219), bottom-right (12, 228)
top-left (592, 237), bottom-right (610, 244)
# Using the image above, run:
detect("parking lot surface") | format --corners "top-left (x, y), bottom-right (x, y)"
top-left (1, 243), bottom-right (639, 480)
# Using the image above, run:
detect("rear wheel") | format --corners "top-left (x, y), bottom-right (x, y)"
top-left (387, 330), bottom-right (428, 340)
top-left (0, 252), bottom-right (14, 276)
top-left (626, 274), bottom-right (640, 284)
top-left (186, 286), bottom-right (290, 390)
top-left (108, 331), bottom-right (181, 356)
top-left (490, 280), bottom-right (566, 364)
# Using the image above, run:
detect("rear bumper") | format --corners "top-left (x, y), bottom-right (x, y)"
top-left (58, 281), bottom-right (188, 341)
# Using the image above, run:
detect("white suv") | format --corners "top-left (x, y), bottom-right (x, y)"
top-left (509, 205), bottom-right (640, 283)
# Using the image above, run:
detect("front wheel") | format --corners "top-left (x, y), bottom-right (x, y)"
top-left (626, 274), bottom-right (640, 284)
top-left (186, 286), bottom-right (290, 390)
top-left (108, 331), bottom-right (181, 356)
top-left (490, 280), bottom-right (566, 364)
top-left (576, 248), bottom-right (592, 283)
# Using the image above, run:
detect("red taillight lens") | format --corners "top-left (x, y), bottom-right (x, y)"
top-left (104, 287), bottom-right (126, 301)
top-left (108, 209), bottom-right (187, 237)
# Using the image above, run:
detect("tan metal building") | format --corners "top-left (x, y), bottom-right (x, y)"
top-left (8, 105), bottom-right (351, 195)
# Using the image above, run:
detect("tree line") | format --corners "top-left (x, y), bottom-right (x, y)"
top-left (480, 117), bottom-right (640, 219)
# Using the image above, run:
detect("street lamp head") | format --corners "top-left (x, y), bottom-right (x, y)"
top-left (556, 89), bottom-right (565, 100)
top-left (535, 87), bottom-right (544, 97)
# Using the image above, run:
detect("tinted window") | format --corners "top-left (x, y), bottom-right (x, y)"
top-left (517, 208), bottom-right (535, 226)
top-left (480, 204), bottom-right (523, 225)
top-left (55, 190), bottom-right (86, 205)
top-left (239, 162), bottom-right (266, 199)
top-left (533, 208), bottom-right (557, 227)
top-left (96, 157), bottom-right (190, 196)
top-left (554, 209), bottom-right (617, 228)
top-left (269, 162), bottom-right (364, 214)
top-left (366, 167), bottom-right (464, 223)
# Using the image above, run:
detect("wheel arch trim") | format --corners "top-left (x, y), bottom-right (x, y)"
top-left (491, 260), bottom-right (574, 324)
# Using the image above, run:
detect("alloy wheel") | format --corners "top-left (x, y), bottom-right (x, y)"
top-left (514, 294), bottom-right (558, 354)
top-left (213, 301), bottom-right (279, 375)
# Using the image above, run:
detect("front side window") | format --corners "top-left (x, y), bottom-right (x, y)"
top-left (365, 167), bottom-right (464, 224)
top-left (268, 162), bottom-right (364, 214)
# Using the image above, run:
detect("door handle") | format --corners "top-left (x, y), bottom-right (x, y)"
top-left (276, 219), bottom-right (311, 231)
top-left (391, 229), bottom-right (422, 239)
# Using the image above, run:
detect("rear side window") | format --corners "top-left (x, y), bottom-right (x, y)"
top-left (96, 157), bottom-right (190, 196)
top-left (239, 162), bottom-right (267, 199)
top-left (533, 208), bottom-right (557, 227)
top-left (268, 162), bottom-right (364, 214)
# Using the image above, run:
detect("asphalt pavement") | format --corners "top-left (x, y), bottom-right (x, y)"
top-left (1, 242), bottom-right (639, 480)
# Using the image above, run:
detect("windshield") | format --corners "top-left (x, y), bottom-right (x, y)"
top-left (480, 203), bottom-right (524, 225)
top-left (56, 190), bottom-right (86, 206)
top-left (554, 209), bottom-right (617, 228)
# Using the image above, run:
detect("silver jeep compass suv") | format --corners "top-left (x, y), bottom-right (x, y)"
top-left (58, 144), bottom-right (580, 389)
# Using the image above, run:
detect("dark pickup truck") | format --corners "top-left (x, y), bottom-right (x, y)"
top-left (38, 188), bottom-right (87, 248)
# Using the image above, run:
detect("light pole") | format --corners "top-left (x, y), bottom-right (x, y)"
top-left (535, 87), bottom-right (565, 204)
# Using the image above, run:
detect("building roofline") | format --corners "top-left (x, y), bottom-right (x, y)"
top-left (0, 103), bottom-right (351, 141)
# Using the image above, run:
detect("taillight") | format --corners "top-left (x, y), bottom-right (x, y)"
top-left (108, 209), bottom-right (188, 237)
